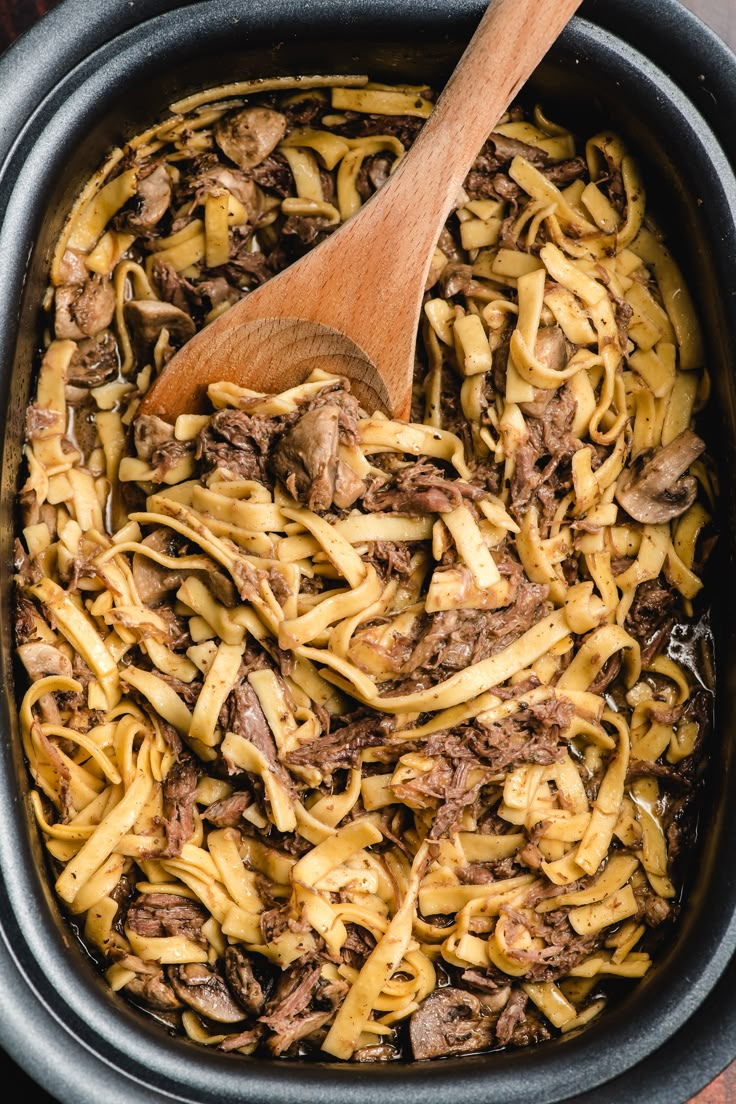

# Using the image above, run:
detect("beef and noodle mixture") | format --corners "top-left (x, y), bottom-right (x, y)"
top-left (13, 75), bottom-right (715, 1062)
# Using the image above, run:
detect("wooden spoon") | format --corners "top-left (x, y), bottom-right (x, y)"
top-left (140, 0), bottom-right (583, 422)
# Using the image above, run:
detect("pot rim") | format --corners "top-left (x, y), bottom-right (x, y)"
top-left (1, 4), bottom-right (736, 1103)
top-left (1, 0), bottom-right (736, 168)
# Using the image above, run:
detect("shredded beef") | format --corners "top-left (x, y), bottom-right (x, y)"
top-left (250, 153), bottom-right (294, 196)
top-left (463, 696), bottom-right (574, 770)
top-left (510, 384), bottom-right (579, 524)
top-left (427, 760), bottom-right (489, 840)
top-left (281, 214), bottom-right (335, 245)
top-left (14, 594), bottom-right (38, 645)
top-left (402, 578), bottom-right (549, 677)
top-left (285, 713), bottom-right (393, 784)
top-left (363, 540), bottom-right (414, 581)
top-left (361, 460), bottom-right (482, 515)
top-left (221, 679), bottom-right (297, 799)
top-left (259, 962), bottom-right (347, 1056)
top-left (224, 946), bottom-right (272, 1016)
top-left (495, 990), bottom-right (528, 1045)
top-left (149, 438), bottom-right (195, 481)
top-left (335, 111), bottom-right (424, 147)
top-left (272, 401), bottom-right (362, 511)
top-left (152, 670), bottom-right (202, 707)
top-left (126, 892), bottom-right (208, 945)
top-left (160, 759), bottom-right (199, 856)
top-left (197, 409), bottom-right (277, 481)
top-left (625, 578), bottom-right (679, 664)
top-left (202, 790), bottom-right (252, 827)
top-left (464, 132), bottom-right (586, 201)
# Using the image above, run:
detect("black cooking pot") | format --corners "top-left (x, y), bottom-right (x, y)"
top-left (1, 2), bottom-right (736, 1102)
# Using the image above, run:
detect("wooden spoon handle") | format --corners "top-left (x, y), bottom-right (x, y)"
top-left (303, 0), bottom-right (584, 406)
top-left (141, 0), bottom-right (583, 422)
top-left (352, 0), bottom-right (584, 280)
top-left (300, 0), bottom-right (583, 415)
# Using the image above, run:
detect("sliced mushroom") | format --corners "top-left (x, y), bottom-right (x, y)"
top-left (17, 641), bottom-right (73, 681)
top-left (409, 987), bottom-right (494, 1060)
top-left (67, 330), bottom-right (119, 389)
top-left (132, 527), bottom-right (188, 606)
top-left (534, 324), bottom-right (568, 373)
top-left (168, 963), bottom-right (247, 1023)
top-left (124, 969), bottom-right (183, 1012)
top-left (207, 569), bottom-right (239, 608)
top-left (333, 459), bottom-right (366, 510)
top-left (196, 164), bottom-right (261, 217)
top-left (124, 299), bottom-right (196, 356)
top-left (440, 262), bottom-right (474, 298)
top-left (615, 428), bottom-right (706, 524)
top-left (16, 642), bottom-right (73, 726)
top-left (476, 985), bottom-right (512, 1014)
top-left (126, 163), bottom-right (172, 232)
top-left (543, 157), bottom-right (587, 186)
top-left (353, 1044), bottom-right (401, 1062)
top-left (272, 403), bottom-right (344, 513)
top-left (519, 325), bottom-right (569, 416)
top-left (214, 106), bottom-right (287, 171)
top-left (490, 172), bottom-right (522, 204)
top-left (55, 274), bottom-right (115, 339)
top-left (197, 276), bottom-right (241, 313)
top-left (133, 413), bottom-right (175, 461)
top-left (57, 247), bottom-right (88, 285)
top-left (131, 524), bottom-right (235, 610)
top-left (70, 398), bottom-right (101, 458)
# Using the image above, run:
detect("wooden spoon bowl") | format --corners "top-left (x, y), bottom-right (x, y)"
top-left (140, 0), bottom-right (583, 422)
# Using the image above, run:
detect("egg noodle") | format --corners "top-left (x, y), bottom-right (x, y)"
top-left (14, 77), bottom-right (714, 1061)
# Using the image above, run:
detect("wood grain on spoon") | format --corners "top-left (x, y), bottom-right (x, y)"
top-left (140, 0), bottom-right (583, 422)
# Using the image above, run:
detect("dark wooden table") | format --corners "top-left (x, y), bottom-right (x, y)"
top-left (0, 0), bottom-right (735, 1101)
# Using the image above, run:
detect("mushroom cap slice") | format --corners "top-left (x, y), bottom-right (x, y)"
top-left (132, 527), bottom-right (188, 606)
top-left (124, 969), bottom-right (183, 1012)
top-left (272, 403), bottom-right (342, 513)
top-left (16, 641), bottom-right (73, 681)
top-left (55, 275), bottom-right (115, 340)
top-left (615, 428), bottom-right (705, 525)
top-left (67, 331), bottom-right (119, 388)
top-left (168, 963), bottom-right (247, 1024)
top-left (214, 107), bottom-right (287, 171)
top-left (133, 413), bottom-right (176, 461)
top-left (124, 299), bottom-right (196, 355)
top-left (519, 326), bottom-right (569, 416)
top-left (127, 163), bottom-right (172, 232)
